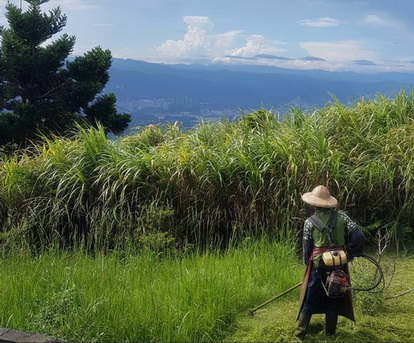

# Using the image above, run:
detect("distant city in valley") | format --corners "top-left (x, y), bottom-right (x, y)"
top-left (106, 58), bottom-right (414, 129)
top-left (115, 95), bottom-right (240, 128)
top-left (115, 95), bottom-right (312, 129)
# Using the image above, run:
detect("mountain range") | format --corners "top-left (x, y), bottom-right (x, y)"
top-left (105, 58), bottom-right (414, 127)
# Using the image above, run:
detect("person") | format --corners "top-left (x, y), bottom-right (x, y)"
top-left (295, 185), bottom-right (364, 340)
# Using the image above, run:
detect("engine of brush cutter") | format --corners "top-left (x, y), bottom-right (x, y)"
top-left (324, 270), bottom-right (350, 297)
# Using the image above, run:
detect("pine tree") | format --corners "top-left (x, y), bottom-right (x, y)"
top-left (0, 0), bottom-right (130, 145)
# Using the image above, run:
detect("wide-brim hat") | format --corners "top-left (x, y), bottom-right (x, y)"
top-left (301, 185), bottom-right (338, 208)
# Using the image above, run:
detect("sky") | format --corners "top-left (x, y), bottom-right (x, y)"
top-left (2, 0), bottom-right (414, 73)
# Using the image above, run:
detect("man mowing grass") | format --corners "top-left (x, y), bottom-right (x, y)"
top-left (295, 185), bottom-right (364, 340)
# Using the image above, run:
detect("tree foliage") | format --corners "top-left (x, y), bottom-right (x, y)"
top-left (0, 0), bottom-right (130, 145)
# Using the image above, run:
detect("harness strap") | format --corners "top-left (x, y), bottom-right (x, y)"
top-left (308, 215), bottom-right (324, 232)
top-left (309, 210), bottom-right (338, 246)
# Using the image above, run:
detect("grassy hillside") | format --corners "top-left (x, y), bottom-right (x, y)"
top-left (1, 91), bottom-right (414, 250)
top-left (1, 91), bottom-right (414, 342)
top-left (0, 240), bottom-right (301, 342)
top-left (0, 240), bottom-right (411, 342)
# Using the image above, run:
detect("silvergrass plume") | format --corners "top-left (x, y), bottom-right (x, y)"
top-left (1, 91), bottom-right (414, 251)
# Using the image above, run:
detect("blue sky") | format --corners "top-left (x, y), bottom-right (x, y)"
top-left (3, 0), bottom-right (414, 73)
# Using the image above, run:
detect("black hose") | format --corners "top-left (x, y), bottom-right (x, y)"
top-left (350, 254), bottom-right (384, 292)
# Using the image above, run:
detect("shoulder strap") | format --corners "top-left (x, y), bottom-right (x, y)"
top-left (326, 210), bottom-right (338, 247)
top-left (309, 210), bottom-right (338, 246)
top-left (327, 210), bottom-right (338, 234)
top-left (309, 214), bottom-right (324, 232)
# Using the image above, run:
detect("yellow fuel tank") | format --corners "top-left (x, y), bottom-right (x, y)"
top-left (322, 250), bottom-right (347, 267)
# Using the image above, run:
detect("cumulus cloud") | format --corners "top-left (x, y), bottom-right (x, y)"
top-left (154, 15), bottom-right (405, 72)
top-left (157, 16), bottom-right (223, 59)
top-left (299, 17), bottom-right (342, 27)
top-left (299, 41), bottom-right (375, 61)
top-left (156, 16), bottom-right (285, 61)
top-left (215, 30), bottom-right (244, 49)
top-left (228, 35), bottom-right (286, 57)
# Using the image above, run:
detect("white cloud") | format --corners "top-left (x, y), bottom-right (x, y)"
top-left (215, 30), bottom-right (244, 47)
top-left (364, 14), bottom-right (384, 26)
top-left (153, 15), bottom-right (413, 72)
top-left (157, 16), bottom-right (286, 62)
top-left (299, 41), bottom-right (375, 61)
top-left (299, 17), bottom-right (342, 27)
top-left (229, 35), bottom-right (286, 57)
top-left (214, 53), bottom-right (406, 73)
top-left (157, 16), bottom-right (217, 59)
top-left (184, 15), bottom-right (214, 30)
top-left (215, 54), bottom-right (346, 72)
top-left (364, 14), bottom-right (405, 32)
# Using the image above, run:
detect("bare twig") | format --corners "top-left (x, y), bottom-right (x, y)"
top-left (375, 227), bottom-right (391, 262)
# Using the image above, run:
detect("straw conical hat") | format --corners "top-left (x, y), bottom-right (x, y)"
top-left (301, 185), bottom-right (337, 208)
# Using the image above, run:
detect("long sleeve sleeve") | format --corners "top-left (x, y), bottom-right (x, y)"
top-left (302, 219), bottom-right (314, 264)
top-left (339, 211), bottom-right (364, 259)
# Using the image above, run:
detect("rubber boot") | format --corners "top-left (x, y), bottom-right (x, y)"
top-left (294, 314), bottom-right (311, 341)
top-left (325, 312), bottom-right (338, 336)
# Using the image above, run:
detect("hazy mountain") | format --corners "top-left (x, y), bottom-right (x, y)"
top-left (105, 58), bottom-right (414, 127)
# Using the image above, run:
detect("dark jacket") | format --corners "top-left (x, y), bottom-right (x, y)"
top-left (297, 208), bottom-right (364, 321)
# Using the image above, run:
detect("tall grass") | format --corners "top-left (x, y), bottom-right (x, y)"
top-left (1, 91), bottom-right (414, 249)
top-left (0, 239), bottom-right (301, 342)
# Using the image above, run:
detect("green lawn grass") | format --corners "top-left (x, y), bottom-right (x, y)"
top-left (0, 239), bottom-right (301, 342)
top-left (0, 240), bottom-right (412, 342)
top-left (225, 254), bottom-right (414, 342)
